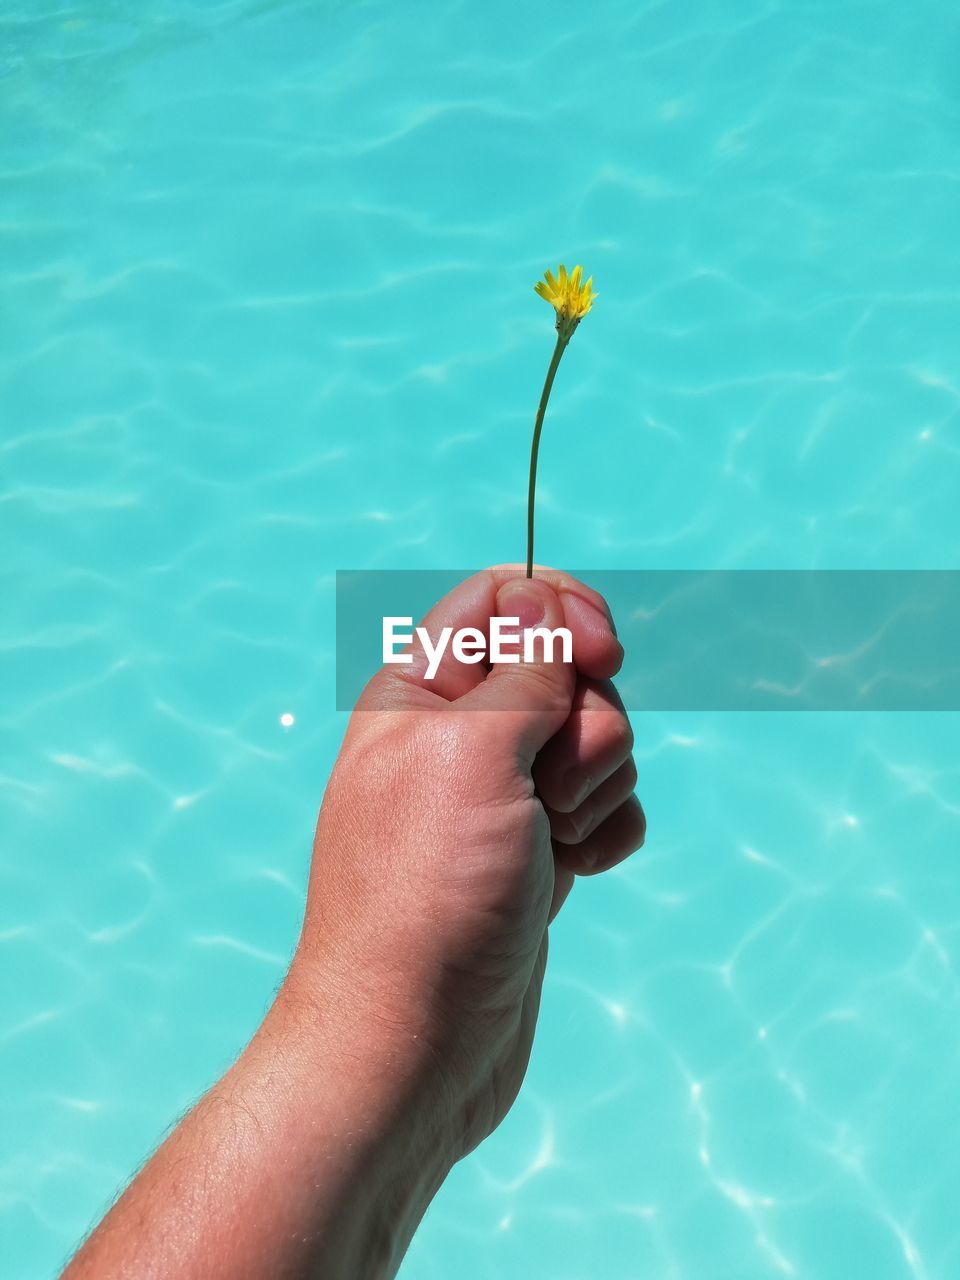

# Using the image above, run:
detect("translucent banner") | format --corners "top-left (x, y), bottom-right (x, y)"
top-left (335, 570), bottom-right (960, 711)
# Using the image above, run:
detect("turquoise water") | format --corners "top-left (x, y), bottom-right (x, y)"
top-left (4, 1), bottom-right (960, 1275)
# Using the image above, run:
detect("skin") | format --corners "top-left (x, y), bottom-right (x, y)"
top-left (63, 567), bottom-right (645, 1280)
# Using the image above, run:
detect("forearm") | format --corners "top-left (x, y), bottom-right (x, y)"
top-left (64, 962), bottom-right (456, 1280)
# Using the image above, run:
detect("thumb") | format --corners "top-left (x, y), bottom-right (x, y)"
top-left (460, 577), bottom-right (576, 763)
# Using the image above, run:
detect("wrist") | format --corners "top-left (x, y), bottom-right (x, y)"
top-left (275, 945), bottom-right (457, 1113)
top-left (280, 931), bottom-right (476, 1127)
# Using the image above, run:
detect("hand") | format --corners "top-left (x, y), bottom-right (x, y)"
top-left (64, 567), bottom-right (645, 1280)
top-left (286, 566), bottom-right (645, 1158)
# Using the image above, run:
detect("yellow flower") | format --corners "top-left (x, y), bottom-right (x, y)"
top-left (534, 263), bottom-right (596, 340)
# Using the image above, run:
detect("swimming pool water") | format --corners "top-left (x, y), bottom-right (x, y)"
top-left (4, 1), bottom-right (960, 1276)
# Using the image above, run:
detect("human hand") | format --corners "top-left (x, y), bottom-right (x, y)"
top-left (285, 566), bottom-right (645, 1160)
top-left (63, 567), bottom-right (645, 1280)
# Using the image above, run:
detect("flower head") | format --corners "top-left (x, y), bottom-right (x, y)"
top-left (534, 263), bottom-right (596, 340)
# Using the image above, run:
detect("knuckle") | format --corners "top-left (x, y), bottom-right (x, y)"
top-left (523, 665), bottom-right (570, 709)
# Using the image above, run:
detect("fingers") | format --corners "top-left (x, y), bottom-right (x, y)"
top-left (459, 577), bottom-right (577, 762)
top-left (358, 572), bottom-right (502, 710)
top-left (544, 757), bottom-right (638, 845)
top-left (553, 794), bottom-right (646, 877)
top-left (533, 678), bottom-right (634, 813)
top-left (534, 677), bottom-right (644, 891)
top-left (360, 566), bottom-right (622, 714)
top-left (486, 564), bottom-right (622, 682)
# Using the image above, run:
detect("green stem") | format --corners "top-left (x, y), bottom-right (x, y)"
top-left (526, 331), bottom-right (569, 578)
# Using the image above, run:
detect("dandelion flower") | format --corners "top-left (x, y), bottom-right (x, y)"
top-left (525, 263), bottom-right (596, 576)
top-left (534, 263), bottom-right (597, 340)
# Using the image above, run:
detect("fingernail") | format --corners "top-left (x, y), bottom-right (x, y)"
top-left (497, 582), bottom-right (547, 630)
